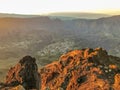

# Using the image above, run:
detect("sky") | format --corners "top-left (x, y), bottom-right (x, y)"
top-left (0, 0), bottom-right (120, 15)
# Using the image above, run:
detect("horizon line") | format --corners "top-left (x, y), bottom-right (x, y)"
top-left (0, 11), bottom-right (120, 16)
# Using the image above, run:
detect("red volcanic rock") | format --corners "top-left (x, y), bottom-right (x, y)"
top-left (114, 74), bottom-right (120, 89)
top-left (40, 48), bottom-right (120, 90)
top-left (1, 56), bottom-right (40, 90)
top-left (1, 48), bottom-right (120, 90)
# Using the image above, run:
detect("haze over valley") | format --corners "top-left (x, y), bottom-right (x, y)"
top-left (0, 13), bottom-right (120, 81)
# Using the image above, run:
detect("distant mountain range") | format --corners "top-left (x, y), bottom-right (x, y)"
top-left (48, 12), bottom-right (110, 19)
top-left (0, 13), bottom-right (120, 81)
top-left (0, 12), bottom-right (110, 19)
top-left (0, 13), bottom-right (40, 18)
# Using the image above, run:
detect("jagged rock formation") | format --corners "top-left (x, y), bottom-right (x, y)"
top-left (1, 48), bottom-right (120, 90)
top-left (40, 48), bottom-right (120, 90)
top-left (0, 56), bottom-right (40, 90)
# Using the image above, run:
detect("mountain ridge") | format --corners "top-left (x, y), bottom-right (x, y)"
top-left (0, 14), bottom-right (120, 82)
top-left (0, 12), bottom-right (111, 19)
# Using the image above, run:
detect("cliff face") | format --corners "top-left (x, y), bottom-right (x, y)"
top-left (1, 48), bottom-right (120, 90)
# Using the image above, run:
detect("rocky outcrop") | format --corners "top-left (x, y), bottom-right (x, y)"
top-left (0, 56), bottom-right (40, 90)
top-left (1, 48), bottom-right (120, 90)
top-left (40, 48), bottom-right (120, 90)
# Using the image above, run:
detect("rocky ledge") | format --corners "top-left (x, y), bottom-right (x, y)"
top-left (1, 48), bottom-right (120, 90)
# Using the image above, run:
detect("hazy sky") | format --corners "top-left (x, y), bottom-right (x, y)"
top-left (0, 0), bottom-right (120, 15)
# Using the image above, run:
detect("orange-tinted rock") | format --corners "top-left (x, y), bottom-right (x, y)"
top-left (40, 48), bottom-right (120, 90)
top-left (113, 74), bottom-right (120, 89)
top-left (1, 48), bottom-right (120, 90)
top-left (1, 56), bottom-right (40, 90)
top-left (109, 64), bottom-right (118, 70)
